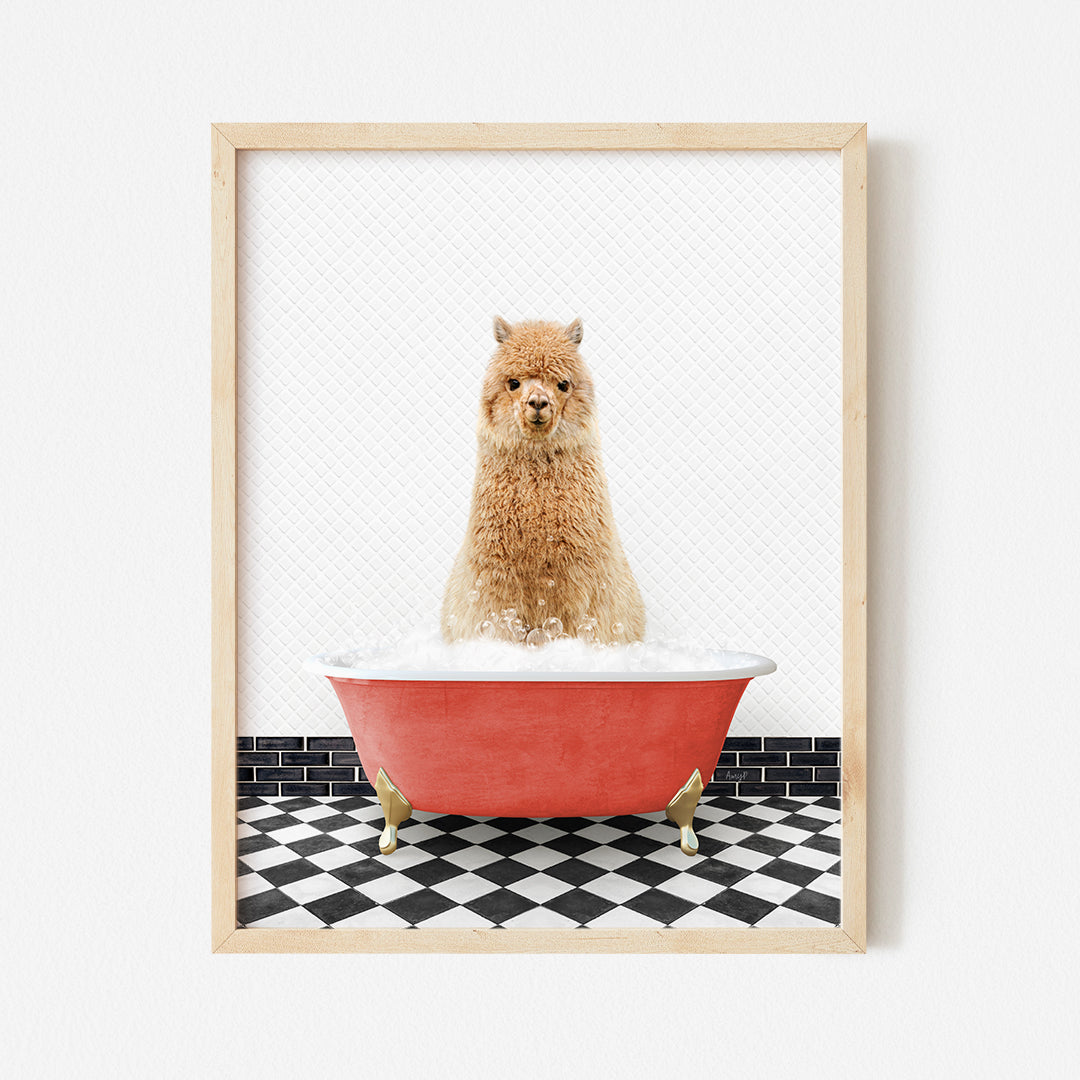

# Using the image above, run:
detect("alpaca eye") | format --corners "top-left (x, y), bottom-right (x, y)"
top-left (557, 381), bottom-right (570, 393)
top-left (508, 379), bottom-right (520, 391)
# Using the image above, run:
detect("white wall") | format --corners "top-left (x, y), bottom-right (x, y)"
top-left (2, 2), bottom-right (1076, 1077)
top-left (235, 148), bottom-right (844, 740)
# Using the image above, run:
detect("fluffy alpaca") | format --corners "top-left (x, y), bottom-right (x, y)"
top-left (441, 317), bottom-right (646, 645)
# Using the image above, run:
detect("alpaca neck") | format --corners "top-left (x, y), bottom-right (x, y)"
top-left (470, 439), bottom-right (614, 561)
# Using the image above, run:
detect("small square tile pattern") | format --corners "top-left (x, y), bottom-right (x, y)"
top-left (236, 793), bottom-right (841, 930)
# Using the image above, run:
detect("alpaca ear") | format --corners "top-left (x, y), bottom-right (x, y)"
top-left (565, 317), bottom-right (583, 345)
top-left (493, 316), bottom-right (513, 343)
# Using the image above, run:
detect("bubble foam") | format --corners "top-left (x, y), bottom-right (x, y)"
top-left (308, 624), bottom-right (775, 678)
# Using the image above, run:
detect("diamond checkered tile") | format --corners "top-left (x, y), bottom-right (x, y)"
top-left (236, 793), bottom-right (842, 929)
top-left (506, 872), bottom-right (574, 906)
top-left (236, 149), bottom-right (843, 740)
top-left (475, 858), bottom-right (541, 888)
top-left (704, 888), bottom-right (778, 925)
top-left (305, 889), bottom-right (377, 926)
top-left (465, 888), bottom-right (538, 925)
top-left (238, 888), bottom-right (301, 926)
top-left (622, 888), bottom-right (698, 925)
top-left (383, 888), bottom-right (460, 926)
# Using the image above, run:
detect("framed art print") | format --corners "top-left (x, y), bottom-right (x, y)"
top-left (211, 123), bottom-right (867, 953)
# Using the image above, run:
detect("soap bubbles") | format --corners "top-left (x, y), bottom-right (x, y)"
top-left (318, 622), bottom-right (752, 676)
top-left (542, 617), bottom-right (563, 636)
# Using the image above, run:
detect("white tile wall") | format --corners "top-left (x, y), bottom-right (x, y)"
top-left (237, 148), bottom-right (843, 736)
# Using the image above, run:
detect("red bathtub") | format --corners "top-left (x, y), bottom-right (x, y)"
top-left (305, 651), bottom-right (776, 855)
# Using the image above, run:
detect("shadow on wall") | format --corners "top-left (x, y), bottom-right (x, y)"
top-left (867, 138), bottom-right (918, 949)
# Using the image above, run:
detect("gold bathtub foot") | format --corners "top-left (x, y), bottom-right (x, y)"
top-left (665, 769), bottom-right (705, 856)
top-left (374, 767), bottom-right (412, 855)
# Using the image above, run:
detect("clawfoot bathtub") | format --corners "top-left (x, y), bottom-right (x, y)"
top-left (304, 652), bottom-right (776, 857)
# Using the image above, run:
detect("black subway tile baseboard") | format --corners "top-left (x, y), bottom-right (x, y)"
top-left (333, 782), bottom-right (375, 796)
top-left (764, 768), bottom-right (815, 782)
top-left (307, 737), bottom-right (356, 751)
top-left (739, 752), bottom-right (786, 766)
top-left (280, 752), bottom-right (330, 767)
top-left (238, 782), bottom-right (279, 797)
top-left (738, 782), bottom-right (788, 797)
top-left (789, 782), bottom-right (839, 798)
top-left (722, 737), bottom-right (762, 752)
top-left (789, 752), bottom-right (838, 767)
top-left (714, 768), bottom-right (762, 784)
top-left (764, 737), bottom-right (813, 752)
top-left (703, 782), bottom-right (738, 796)
top-left (255, 737), bottom-right (305, 751)
top-left (306, 768), bottom-right (356, 783)
top-left (235, 735), bottom-right (842, 801)
top-left (281, 783), bottom-right (331, 797)
top-left (256, 768), bottom-right (305, 783)
top-left (238, 752), bottom-right (279, 767)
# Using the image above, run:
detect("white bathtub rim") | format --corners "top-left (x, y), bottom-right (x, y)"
top-left (303, 649), bottom-right (778, 683)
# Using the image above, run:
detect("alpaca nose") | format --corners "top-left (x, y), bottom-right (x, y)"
top-left (527, 392), bottom-right (550, 413)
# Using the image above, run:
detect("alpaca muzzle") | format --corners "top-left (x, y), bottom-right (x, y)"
top-left (523, 385), bottom-right (552, 427)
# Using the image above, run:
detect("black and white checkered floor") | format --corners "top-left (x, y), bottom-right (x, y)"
top-left (237, 793), bottom-right (841, 929)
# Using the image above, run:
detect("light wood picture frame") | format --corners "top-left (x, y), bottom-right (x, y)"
top-left (211, 122), bottom-right (867, 954)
